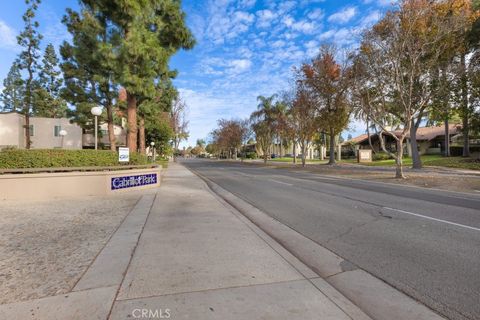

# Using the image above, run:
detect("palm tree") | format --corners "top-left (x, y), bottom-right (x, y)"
top-left (251, 95), bottom-right (277, 161)
top-left (273, 100), bottom-right (288, 157)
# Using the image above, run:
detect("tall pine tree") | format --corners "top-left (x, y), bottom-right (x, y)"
top-left (80, 0), bottom-right (195, 152)
top-left (35, 43), bottom-right (67, 118)
top-left (1, 61), bottom-right (24, 112)
top-left (17, 0), bottom-right (42, 149)
top-left (61, 7), bottom-right (119, 150)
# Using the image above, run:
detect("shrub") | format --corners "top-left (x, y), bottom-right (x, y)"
top-left (0, 149), bottom-right (148, 169)
top-left (373, 152), bottom-right (394, 161)
top-left (245, 152), bottom-right (257, 159)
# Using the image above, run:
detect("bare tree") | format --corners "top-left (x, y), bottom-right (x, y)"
top-left (170, 97), bottom-right (189, 162)
top-left (290, 82), bottom-right (319, 167)
top-left (353, 0), bottom-right (463, 178)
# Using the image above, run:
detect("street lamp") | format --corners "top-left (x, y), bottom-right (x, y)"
top-left (59, 129), bottom-right (67, 149)
top-left (90, 106), bottom-right (103, 150)
top-left (150, 141), bottom-right (156, 163)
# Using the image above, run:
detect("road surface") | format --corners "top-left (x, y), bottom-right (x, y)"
top-left (182, 159), bottom-right (480, 320)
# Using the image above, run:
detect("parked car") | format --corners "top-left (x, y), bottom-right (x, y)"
top-left (271, 153), bottom-right (278, 159)
top-left (284, 154), bottom-right (293, 158)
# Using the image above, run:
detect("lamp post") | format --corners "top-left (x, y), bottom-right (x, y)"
top-left (150, 141), bottom-right (156, 163)
top-left (59, 129), bottom-right (67, 149)
top-left (90, 106), bottom-right (103, 150)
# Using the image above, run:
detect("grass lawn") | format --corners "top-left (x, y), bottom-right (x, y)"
top-left (341, 154), bottom-right (480, 170)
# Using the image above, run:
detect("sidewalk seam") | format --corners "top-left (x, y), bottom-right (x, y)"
top-left (105, 193), bottom-right (158, 320)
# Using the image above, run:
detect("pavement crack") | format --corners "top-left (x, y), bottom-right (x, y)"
top-left (324, 219), bottom-right (378, 244)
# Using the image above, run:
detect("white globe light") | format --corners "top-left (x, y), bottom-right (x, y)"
top-left (59, 129), bottom-right (67, 136)
top-left (150, 141), bottom-right (155, 146)
top-left (91, 106), bottom-right (103, 116)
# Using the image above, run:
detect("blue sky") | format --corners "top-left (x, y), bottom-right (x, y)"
top-left (0, 0), bottom-right (396, 147)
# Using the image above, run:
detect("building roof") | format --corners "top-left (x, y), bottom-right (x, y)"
top-left (344, 124), bottom-right (462, 145)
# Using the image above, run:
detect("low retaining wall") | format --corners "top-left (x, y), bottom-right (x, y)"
top-left (0, 167), bottom-right (161, 201)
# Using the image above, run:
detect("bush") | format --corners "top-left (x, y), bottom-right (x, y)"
top-left (245, 152), bottom-right (257, 159)
top-left (373, 152), bottom-right (394, 161)
top-left (0, 149), bottom-right (148, 169)
top-left (450, 145), bottom-right (480, 156)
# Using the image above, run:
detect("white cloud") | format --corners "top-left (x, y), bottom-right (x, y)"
top-left (292, 20), bottom-right (317, 34)
top-left (282, 15), bottom-right (294, 27)
top-left (277, 1), bottom-right (296, 15)
top-left (229, 59), bottom-right (252, 73)
top-left (272, 40), bottom-right (286, 48)
top-left (0, 20), bottom-right (18, 51)
top-left (319, 29), bottom-right (336, 41)
top-left (238, 0), bottom-right (256, 9)
top-left (359, 10), bottom-right (381, 29)
top-left (328, 7), bottom-right (357, 24)
top-left (256, 9), bottom-right (277, 28)
top-left (307, 8), bottom-right (325, 20)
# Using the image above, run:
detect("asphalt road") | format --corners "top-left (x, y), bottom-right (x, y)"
top-left (182, 159), bottom-right (480, 320)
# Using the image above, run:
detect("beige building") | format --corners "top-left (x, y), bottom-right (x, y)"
top-left (0, 112), bottom-right (82, 149)
top-left (0, 112), bottom-right (127, 150)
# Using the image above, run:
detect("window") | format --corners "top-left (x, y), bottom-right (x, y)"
top-left (54, 125), bottom-right (61, 137)
top-left (29, 125), bottom-right (34, 137)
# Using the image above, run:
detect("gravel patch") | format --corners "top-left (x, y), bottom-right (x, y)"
top-left (0, 194), bottom-right (140, 304)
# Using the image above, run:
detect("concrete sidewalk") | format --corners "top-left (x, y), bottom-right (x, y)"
top-left (0, 162), bottom-right (371, 320)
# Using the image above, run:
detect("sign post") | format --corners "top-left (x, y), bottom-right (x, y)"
top-left (119, 147), bottom-right (130, 163)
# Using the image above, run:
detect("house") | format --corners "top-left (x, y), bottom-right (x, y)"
top-left (0, 112), bottom-right (83, 149)
top-left (0, 111), bottom-right (127, 150)
top-left (342, 124), bottom-right (462, 156)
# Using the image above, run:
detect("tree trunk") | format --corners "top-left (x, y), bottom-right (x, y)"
top-left (328, 128), bottom-right (336, 165)
top-left (395, 139), bottom-right (406, 179)
top-left (293, 140), bottom-right (297, 164)
top-left (107, 105), bottom-right (116, 151)
top-left (24, 114), bottom-right (31, 149)
top-left (366, 120), bottom-right (375, 154)
top-left (460, 53), bottom-right (470, 157)
top-left (301, 142), bottom-right (306, 167)
top-left (126, 91), bottom-right (137, 153)
top-left (24, 67), bottom-right (33, 149)
top-left (444, 118), bottom-right (450, 157)
top-left (410, 119), bottom-right (422, 169)
top-left (139, 117), bottom-right (145, 154)
top-left (280, 138), bottom-right (283, 158)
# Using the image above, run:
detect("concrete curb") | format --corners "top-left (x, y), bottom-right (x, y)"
top-left (191, 168), bottom-right (445, 320)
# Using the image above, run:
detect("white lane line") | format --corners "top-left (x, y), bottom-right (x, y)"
top-left (269, 179), bottom-right (293, 186)
top-left (383, 206), bottom-right (480, 232)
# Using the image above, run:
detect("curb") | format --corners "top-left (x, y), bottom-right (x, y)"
top-left (190, 168), bottom-right (445, 320)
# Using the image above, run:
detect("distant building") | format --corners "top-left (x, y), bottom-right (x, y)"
top-left (0, 111), bottom-right (126, 150)
top-left (342, 124), bottom-right (462, 156)
top-left (0, 112), bottom-right (82, 149)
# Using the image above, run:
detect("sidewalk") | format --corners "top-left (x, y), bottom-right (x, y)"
top-left (0, 162), bottom-right (371, 320)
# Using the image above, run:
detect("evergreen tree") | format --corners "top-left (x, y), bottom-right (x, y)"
top-left (80, 0), bottom-right (195, 152)
top-left (61, 7), bottom-right (119, 150)
top-left (17, 0), bottom-right (42, 149)
top-left (35, 44), bottom-right (67, 117)
top-left (1, 61), bottom-right (24, 112)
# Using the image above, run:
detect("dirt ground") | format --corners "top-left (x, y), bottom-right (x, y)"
top-left (0, 194), bottom-right (140, 305)
top-left (240, 161), bottom-right (480, 193)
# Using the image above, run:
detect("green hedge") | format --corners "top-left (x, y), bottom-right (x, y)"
top-left (0, 149), bottom-right (148, 169)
